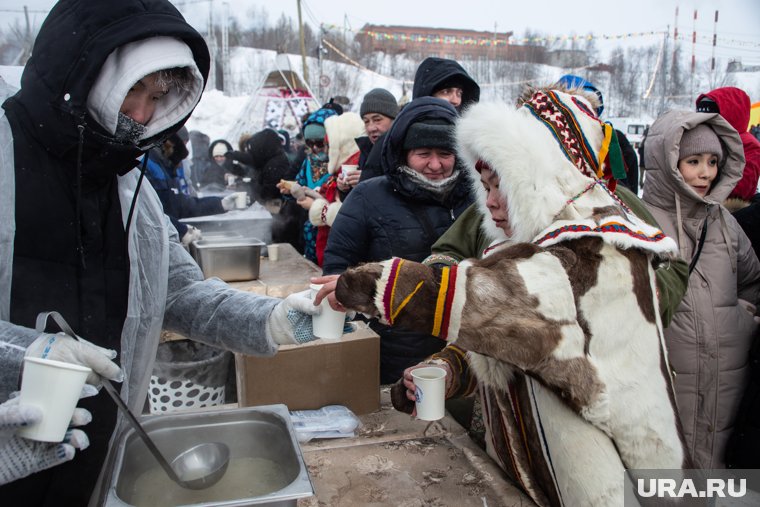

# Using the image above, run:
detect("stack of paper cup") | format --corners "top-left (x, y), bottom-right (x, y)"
top-left (18, 357), bottom-right (91, 442)
top-left (310, 283), bottom-right (346, 340)
top-left (411, 366), bottom-right (447, 421)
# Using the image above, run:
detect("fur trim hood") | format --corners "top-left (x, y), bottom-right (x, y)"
top-left (456, 88), bottom-right (677, 256)
top-left (325, 112), bottom-right (365, 175)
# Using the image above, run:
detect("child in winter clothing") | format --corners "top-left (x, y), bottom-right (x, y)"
top-left (642, 110), bottom-right (760, 468)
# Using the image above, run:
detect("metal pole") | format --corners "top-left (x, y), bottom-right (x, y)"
top-left (207, 1), bottom-right (216, 90)
top-left (318, 25), bottom-right (324, 102)
top-left (222, 1), bottom-right (230, 95)
top-left (711, 11), bottom-right (719, 78)
top-left (297, 0), bottom-right (309, 84)
top-left (659, 25), bottom-right (669, 114)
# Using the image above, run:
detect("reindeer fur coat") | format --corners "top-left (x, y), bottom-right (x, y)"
top-left (337, 90), bottom-right (691, 505)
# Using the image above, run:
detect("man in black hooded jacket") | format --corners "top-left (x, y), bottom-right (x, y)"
top-left (0, 0), bottom-right (322, 503)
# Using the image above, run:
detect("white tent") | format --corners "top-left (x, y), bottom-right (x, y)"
top-left (225, 54), bottom-right (321, 144)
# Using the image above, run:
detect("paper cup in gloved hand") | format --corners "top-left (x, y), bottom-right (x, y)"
top-left (411, 366), bottom-right (447, 421)
top-left (310, 283), bottom-right (346, 340)
top-left (18, 357), bottom-right (91, 442)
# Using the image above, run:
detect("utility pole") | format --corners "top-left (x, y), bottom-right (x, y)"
top-left (317, 25), bottom-right (327, 103)
top-left (222, 1), bottom-right (230, 95)
top-left (206, 2), bottom-right (217, 90)
top-left (659, 25), bottom-right (669, 114)
top-left (297, 0), bottom-right (309, 84)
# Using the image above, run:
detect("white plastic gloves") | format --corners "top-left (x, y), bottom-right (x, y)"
top-left (0, 388), bottom-right (94, 485)
top-left (267, 290), bottom-right (322, 345)
top-left (181, 225), bottom-right (202, 247)
top-left (221, 192), bottom-right (247, 211)
top-left (25, 333), bottom-right (124, 385)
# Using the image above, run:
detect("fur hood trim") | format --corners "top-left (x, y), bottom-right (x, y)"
top-left (325, 112), bottom-right (365, 175)
top-left (456, 93), bottom-right (677, 257)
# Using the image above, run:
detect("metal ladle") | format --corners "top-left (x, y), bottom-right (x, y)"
top-left (101, 379), bottom-right (230, 490)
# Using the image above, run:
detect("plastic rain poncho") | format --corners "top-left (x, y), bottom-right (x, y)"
top-left (0, 80), bottom-right (283, 503)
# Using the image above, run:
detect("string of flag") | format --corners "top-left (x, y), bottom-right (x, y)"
top-left (321, 37), bottom-right (573, 89)
top-left (321, 24), bottom-right (666, 46)
top-left (322, 24), bottom-right (760, 49)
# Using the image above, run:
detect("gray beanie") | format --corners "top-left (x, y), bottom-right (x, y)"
top-left (360, 88), bottom-right (399, 119)
top-left (679, 124), bottom-right (723, 162)
top-left (403, 118), bottom-right (455, 151)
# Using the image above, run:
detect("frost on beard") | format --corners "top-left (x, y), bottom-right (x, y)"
top-left (114, 112), bottom-right (147, 143)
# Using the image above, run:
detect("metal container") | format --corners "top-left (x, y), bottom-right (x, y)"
top-left (104, 404), bottom-right (313, 507)
top-left (191, 237), bottom-right (264, 282)
top-left (180, 205), bottom-right (273, 246)
top-left (187, 231), bottom-right (242, 264)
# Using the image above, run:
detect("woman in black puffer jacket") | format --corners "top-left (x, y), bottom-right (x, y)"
top-left (322, 97), bottom-right (474, 382)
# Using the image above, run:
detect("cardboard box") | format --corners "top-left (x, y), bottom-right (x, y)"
top-left (235, 323), bottom-right (380, 415)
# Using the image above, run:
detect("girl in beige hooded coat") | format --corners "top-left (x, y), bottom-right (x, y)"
top-left (642, 110), bottom-right (760, 468)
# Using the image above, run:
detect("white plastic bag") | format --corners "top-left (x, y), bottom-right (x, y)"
top-left (289, 405), bottom-right (360, 443)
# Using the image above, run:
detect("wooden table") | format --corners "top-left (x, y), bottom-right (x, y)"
top-left (296, 388), bottom-right (534, 506)
top-left (158, 245), bottom-right (533, 505)
top-left (228, 242), bottom-right (321, 297)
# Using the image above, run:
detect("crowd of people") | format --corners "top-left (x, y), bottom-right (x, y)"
top-left (1, 0), bottom-right (760, 505)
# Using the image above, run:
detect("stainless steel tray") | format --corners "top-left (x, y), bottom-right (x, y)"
top-left (104, 404), bottom-right (313, 507)
top-left (191, 237), bottom-right (264, 282)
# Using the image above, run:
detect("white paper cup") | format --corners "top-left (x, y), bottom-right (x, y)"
top-left (310, 283), bottom-right (346, 340)
top-left (18, 357), bottom-right (91, 442)
top-left (341, 164), bottom-right (359, 177)
top-left (411, 366), bottom-right (447, 421)
top-left (235, 192), bottom-right (247, 209)
top-left (268, 244), bottom-right (280, 261)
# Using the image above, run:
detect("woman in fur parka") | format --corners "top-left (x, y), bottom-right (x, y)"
top-left (642, 110), bottom-right (760, 468)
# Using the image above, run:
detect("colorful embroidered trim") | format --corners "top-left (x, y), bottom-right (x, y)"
top-left (523, 90), bottom-right (600, 181)
top-left (390, 280), bottom-right (424, 323)
top-left (564, 179), bottom-right (601, 207)
top-left (534, 221), bottom-right (668, 246)
top-left (431, 265), bottom-right (458, 339)
top-left (432, 267), bottom-right (451, 336)
top-left (597, 123), bottom-right (613, 179)
top-left (381, 258), bottom-right (424, 325)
